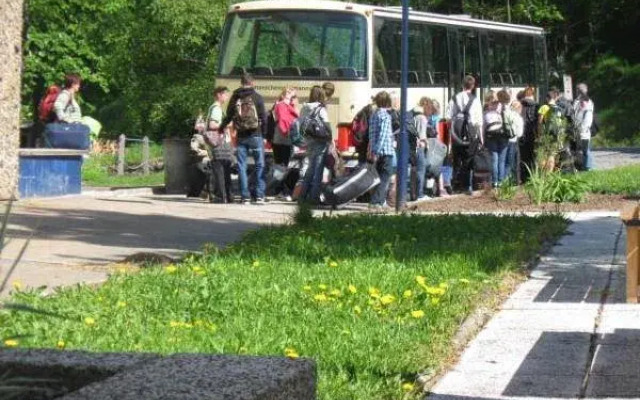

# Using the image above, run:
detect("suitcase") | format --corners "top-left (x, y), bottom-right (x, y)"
top-left (425, 138), bottom-right (447, 177)
top-left (323, 163), bottom-right (380, 207)
top-left (472, 146), bottom-right (492, 175)
top-left (44, 123), bottom-right (91, 150)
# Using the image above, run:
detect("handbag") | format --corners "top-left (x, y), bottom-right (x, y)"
top-left (204, 130), bottom-right (224, 148)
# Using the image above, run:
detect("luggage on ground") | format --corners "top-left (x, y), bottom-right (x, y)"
top-left (323, 163), bottom-right (380, 207)
top-left (44, 123), bottom-right (91, 150)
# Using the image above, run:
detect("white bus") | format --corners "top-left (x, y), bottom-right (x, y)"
top-left (216, 0), bottom-right (547, 150)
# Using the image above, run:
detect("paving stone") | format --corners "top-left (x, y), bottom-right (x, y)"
top-left (589, 344), bottom-right (640, 376)
top-left (585, 375), bottom-right (640, 398)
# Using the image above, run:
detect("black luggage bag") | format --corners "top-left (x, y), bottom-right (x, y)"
top-left (323, 163), bottom-right (380, 208)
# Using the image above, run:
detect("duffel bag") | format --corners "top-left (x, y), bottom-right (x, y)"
top-left (323, 163), bottom-right (380, 208)
top-left (471, 146), bottom-right (492, 174)
top-left (425, 138), bottom-right (447, 177)
top-left (44, 123), bottom-right (91, 150)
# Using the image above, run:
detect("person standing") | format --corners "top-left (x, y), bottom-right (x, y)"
top-left (447, 75), bottom-right (483, 194)
top-left (205, 86), bottom-right (234, 203)
top-left (484, 91), bottom-right (509, 187)
top-left (497, 90), bottom-right (524, 182)
top-left (272, 87), bottom-right (299, 168)
top-left (368, 91), bottom-right (396, 209)
top-left (412, 98), bottom-right (429, 200)
top-left (519, 87), bottom-right (539, 181)
top-left (299, 86), bottom-right (332, 204)
top-left (573, 83), bottom-right (595, 170)
top-left (220, 74), bottom-right (267, 204)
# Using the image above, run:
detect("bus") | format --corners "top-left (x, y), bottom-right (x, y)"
top-left (216, 0), bottom-right (547, 151)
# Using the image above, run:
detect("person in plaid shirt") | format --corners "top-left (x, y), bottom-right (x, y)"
top-left (368, 91), bottom-right (396, 208)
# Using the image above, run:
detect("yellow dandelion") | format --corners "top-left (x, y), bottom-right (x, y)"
top-left (4, 339), bottom-right (18, 348)
top-left (284, 347), bottom-right (299, 359)
top-left (425, 286), bottom-right (445, 296)
top-left (303, 285), bottom-right (312, 291)
top-left (252, 260), bottom-right (260, 268)
top-left (12, 281), bottom-right (22, 290)
top-left (116, 301), bottom-right (127, 308)
top-left (314, 293), bottom-right (328, 302)
top-left (164, 265), bottom-right (177, 274)
top-left (57, 340), bottom-right (65, 349)
top-left (348, 285), bottom-right (357, 294)
top-left (318, 284), bottom-right (328, 291)
top-left (84, 317), bottom-right (96, 326)
top-left (402, 382), bottom-right (415, 392)
top-left (328, 261), bottom-right (338, 268)
top-left (368, 287), bottom-right (380, 298)
top-left (411, 310), bottom-right (425, 319)
top-left (380, 294), bottom-right (396, 305)
top-left (459, 278), bottom-right (471, 284)
top-left (431, 297), bottom-right (441, 306)
top-left (353, 305), bottom-right (362, 314)
top-left (330, 289), bottom-right (342, 297)
top-left (439, 282), bottom-right (449, 289)
top-left (416, 275), bottom-right (427, 286)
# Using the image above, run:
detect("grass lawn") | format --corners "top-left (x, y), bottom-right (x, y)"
top-left (582, 164), bottom-right (640, 196)
top-left (83, 142), bottom-right (164, 187)
top-left (2, 214), bottom-right (567, 399)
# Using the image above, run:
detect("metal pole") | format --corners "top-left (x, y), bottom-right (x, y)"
top-left (142, 136), bottom-right (150, 175)
top-left (507, 0), bottom-right (511, 23)
top-left (117, 134), bottom-right (126, 176)
top-left (396, 0), bottom-right (410, 212)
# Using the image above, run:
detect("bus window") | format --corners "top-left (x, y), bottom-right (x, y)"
top-left (218, 11), bottom-right (367, 80)
top-left (484, 31), bottom-right (537, 88)
top-left (373, 17), bottom-right (448, 88)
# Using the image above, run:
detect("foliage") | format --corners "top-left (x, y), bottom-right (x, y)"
top-left (82, 143), bottom-right (164, 187)
top-left (494, 177), bottom-right (517, 201)
top-left (0, 214), bottom-right (567, 399)
top-left (581, 164), bottom-right (640, 197)
top-left (524, 167), bottom-right (590, 204)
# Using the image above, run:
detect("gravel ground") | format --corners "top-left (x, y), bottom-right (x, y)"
top-left (592, 148), bottom-right (640, 170)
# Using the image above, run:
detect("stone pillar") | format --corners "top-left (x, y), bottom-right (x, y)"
top-left (0, 0), bottom-right (23, 200)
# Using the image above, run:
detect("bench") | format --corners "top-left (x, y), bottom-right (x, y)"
top-left (18, 148), bottom-right (88, 198)
top-left (623, 203), bottom-right (640, 302)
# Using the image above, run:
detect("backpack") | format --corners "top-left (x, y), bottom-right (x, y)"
top-left (300, 105), bottom-right (330, 140)
top-left (38, 85), bottom-right (62, 123)
top-left (544, 103), bottom-right (566, 138)
top-left (351, 104), bottom-right (374, 145)
top-left (233, 93), bottom-right (260, 132)
top-left (590, 112), bottom-right (599, 137)
top-left (521, 100), bottom-right (538, 141)
top-left (265, 104), bottom-right (276, 143)
top-left (485, 109), bottom-right (512, 139)
top-left (451, 95), bottom-right (479, 146)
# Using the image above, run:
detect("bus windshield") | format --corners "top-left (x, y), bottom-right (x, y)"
top-left (218, 11), bottom-right (367, 80)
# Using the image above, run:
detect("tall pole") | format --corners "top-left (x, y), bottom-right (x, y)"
top-left (507, 0), bottom-right (511, 23)
top-left (395, 0), bottom-right (410, 212)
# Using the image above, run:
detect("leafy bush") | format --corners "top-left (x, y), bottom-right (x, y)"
top-left (494, 177), bottom-right (517, 201)
top-left (524, 167), bottom-right (590, 204)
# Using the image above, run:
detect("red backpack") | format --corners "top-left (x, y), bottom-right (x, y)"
top-left (38, 85), bottom-right (62, 123)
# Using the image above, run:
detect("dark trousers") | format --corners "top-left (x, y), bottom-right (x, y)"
top-left (272, 144), bottom-right (293, 166)
top-left (452, 144), bottom-right (472, 192)
top-left (211, 159), bottom-right (233, 202)
top-left (519, 139), bottom-right (535, 182)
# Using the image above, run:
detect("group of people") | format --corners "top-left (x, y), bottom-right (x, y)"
top-left (191, 74), bottom-right (337, 204)
top-left (191, 73), bottom-right (595, 207)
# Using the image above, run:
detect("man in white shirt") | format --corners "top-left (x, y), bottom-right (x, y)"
top-left (446, 75), bottom-right (483, 194)
top-left (572, 83), bottom-right (595, 170)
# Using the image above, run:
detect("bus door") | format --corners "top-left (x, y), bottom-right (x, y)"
top-left (447, 27), bottom-right (483, 100)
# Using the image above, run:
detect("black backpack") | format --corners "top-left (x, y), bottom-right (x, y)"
top-left (521, 100), bottom-right (538, 141)
top-left (451, 95), bottom-right (479, 146)
top-left (301, 105), bottom-right (330, 140)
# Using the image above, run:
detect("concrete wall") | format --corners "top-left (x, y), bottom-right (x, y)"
top-left (0, 0), bottom-right (23, 200)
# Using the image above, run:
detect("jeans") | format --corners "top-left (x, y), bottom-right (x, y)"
top-left (300, 139), bottom-right (329, 203)
top-left (487, 137), bottom-right (509, 185)
top-left (236, 135), bottom-right (265, 200)
top-left (415, 148), bottom-right (427, 198)
top-left (371, 154), bottom-right (395, 206)
top-left (581, 139), bottom-right (592, 170)
top-left (505, 141), bottom-right (519, 182)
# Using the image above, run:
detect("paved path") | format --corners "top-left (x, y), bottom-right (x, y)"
top-left (592, 148), bottom-right (640, 170)
top-left (429, 212), bottom-right (637, 399)
top-left (1, 195), bottom-right (305, 296)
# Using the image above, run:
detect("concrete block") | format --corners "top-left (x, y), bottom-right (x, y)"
top-left (60, 354), bottom-right (316, 400)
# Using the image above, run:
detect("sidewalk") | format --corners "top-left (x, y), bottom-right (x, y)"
top-left (429, 212), bottom-right (634, 399)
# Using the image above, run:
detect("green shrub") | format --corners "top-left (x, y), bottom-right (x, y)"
top-left (524, 167), bottom-right (590, 204)
top-left (494, 177), bottom-right (517, 201)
